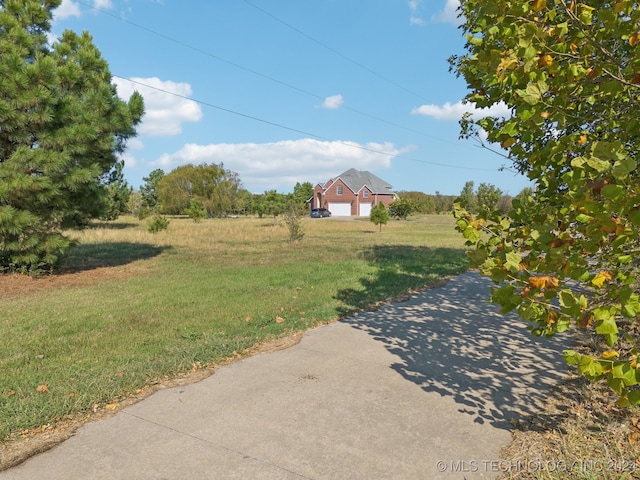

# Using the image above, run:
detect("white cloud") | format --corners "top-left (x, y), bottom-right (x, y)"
top-left (321, 94), bottom-right (344, 109)
top-left (54, 0), bottom-right (81, 20)
top-left (433, 0), bottom-right (462, 25)
top-left (113, 77), bottom-right (203, 137)
top-left (411, 100), bottom-right (511, 121)
top-left (93, 0), bottom-right (113, 9)
top-left (408, 0), bottom-right (425, 26)
top-left (152, 139), bottom-right (405, 192)
top-left (126, 137), bottom-right (145, 151)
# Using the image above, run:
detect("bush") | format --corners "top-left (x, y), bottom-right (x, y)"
top-left (148, 215), bottom-right (170, 233)
top-left (185, 198), bottom-right (207, 223)
top-left (283, 204), bottom-right (305, 243)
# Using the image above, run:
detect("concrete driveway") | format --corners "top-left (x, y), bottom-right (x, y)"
top-left (0, 272), bottom-right (568, 479)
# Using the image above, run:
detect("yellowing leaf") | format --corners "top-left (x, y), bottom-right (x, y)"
top-left (501, 137), bottom-right (517, 148)
top-left (602, 350), bottom-right (619, 359)
top-left (528, 275), bottom-right (559, 289)
top-left (529, 276), bottom-right (546, 289)
top-left (537, 54), bottom-right (553, 67)
top-left (592, 271), bottom-right (613, 287)
top-left (106, 403), bottom-right (118, 411)
top-left (545, 276), bottom-right (560, 288)
top-left (630, 32), bottom-right (640, 47)
top-left (530, 0), bottom-right (546, 12)
top-left (579, 134), bottom-right (588, 144)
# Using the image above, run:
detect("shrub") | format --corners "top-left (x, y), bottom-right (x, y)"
top-left (148, 215), bottom-right (170, 233)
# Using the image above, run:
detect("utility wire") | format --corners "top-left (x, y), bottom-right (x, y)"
top-left (243, 0), bottom-right (430, 103)
top-left (115, 75), bottom-right (497, 172)
top-left (75, 0), bottom-right (455, 145)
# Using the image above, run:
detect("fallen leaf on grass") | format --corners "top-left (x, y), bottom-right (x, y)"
top-left (36, 384), bottom-right (49, 394)
top-left (276, 316), bottom-right (285, 323)
top-left (106, 403), bottom-right (118, 411)
top-left (7, 390), bottom-right (16, 396)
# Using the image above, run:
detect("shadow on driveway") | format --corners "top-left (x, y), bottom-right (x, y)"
top-left (342, 271), bottom-right (570, 430)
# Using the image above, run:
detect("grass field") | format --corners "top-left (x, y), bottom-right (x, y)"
top-left (0, 214), bottom-right (468, 443)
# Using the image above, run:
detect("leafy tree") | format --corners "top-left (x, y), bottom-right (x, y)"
top-left (370, 202), bottom-right (390, 232)
top-left (185, 198), bottom-right (206, 222)
top-left (251, 193), bottom-right (266, 218)
top-left (263, 190), bottom-right (286, 225)
top-left (397, 191), bottom-right (435, 214)
top-left (233, 188), bottom-right (252, 216)
top-left (434, 191), bottom-right (456, 214)
top-left (451, 0), bottom-right (640, 404)
top-left (157, 163), bottom-right (242, 217)
top-left (127, 190), bottom-right (143, 217)
top-left (140, 168), bottom-right (165, 212)
top-left (292, 181), bottom-right (314, 209)
top-left (0, 0), bottom-right (143, 272)
top-left (475, 182), bottom-right (503, 217)
top-left (389, 197), bottom-right (414, 220)
top-left (458, 181), bottom-right (478, 213)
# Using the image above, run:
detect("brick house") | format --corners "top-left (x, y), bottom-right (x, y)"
top-left (312, 168), bottom-right (397, 217)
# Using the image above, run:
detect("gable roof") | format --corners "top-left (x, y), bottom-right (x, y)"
top-left (332, 168), bottom-right (394, 195)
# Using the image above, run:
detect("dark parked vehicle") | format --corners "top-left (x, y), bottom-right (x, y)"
top-left (310, 208), bottom-right (332, 218)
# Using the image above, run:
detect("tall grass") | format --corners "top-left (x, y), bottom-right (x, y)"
top-left (0, 215), bottom-right (468, 442)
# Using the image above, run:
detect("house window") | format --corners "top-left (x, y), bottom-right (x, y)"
top-left (363, 190), bottom-right (369, 198)
top-left (337, 185), bottom-right (343, 195)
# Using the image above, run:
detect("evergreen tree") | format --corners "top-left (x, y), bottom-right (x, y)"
top-left (102, 159), bottom-right (132, 221)
top-left (370, 202), bottom-right (390, 232)
top-left (140, 168), bottom-right (165, 212)
top-left (0, 0), bottom-right (144, 272)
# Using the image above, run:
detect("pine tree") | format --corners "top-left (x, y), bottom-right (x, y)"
top-left (370, 202), bottom-right (390, 232)
top-left (0, 0), bottom-right (144, 272)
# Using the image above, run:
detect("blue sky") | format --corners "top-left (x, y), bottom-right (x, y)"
top-left (50, 0), bottom-right (531, 196)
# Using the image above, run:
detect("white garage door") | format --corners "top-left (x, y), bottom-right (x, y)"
top-left (359, 203), bottom-right (372, 217)
top-left (328, 202), bottom-right (351, 217)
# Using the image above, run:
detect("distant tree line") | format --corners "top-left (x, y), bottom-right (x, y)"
top-left (119, 166), bottom-right (526, 222)
top-left (124, 163), bottom-right (315, 221)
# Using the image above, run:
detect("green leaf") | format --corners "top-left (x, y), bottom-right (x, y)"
top-left (564, 350), bottom-right (581, 365)
top-left (601, 184), bottom-right (625, 200)
top-left (585, 156), bottom-right (611, 173)
top-left (578, 356), bottom-right (603, 379)
top-left (608, 376), bottom-right (624, 394)
top-left (612, 362), bottom-right (637, 386)
top-left (575, 213), bottom-right (593, 223)
top-left (596, 317), bottom-right (618, 335)
top-left (612, 157), bottom-right (636, 180)
top-left (504, 251), bottom-right (522, 273)
top-left (628, 390), bottom-right (640, 405)
top-left (467, 248), bottom-right (488, 266)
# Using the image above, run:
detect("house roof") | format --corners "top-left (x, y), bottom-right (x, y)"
top-left (328, 169), bottom-right (394, 195)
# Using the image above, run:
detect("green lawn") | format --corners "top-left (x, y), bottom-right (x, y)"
top-left (0, 214), bottom-right (468, 442)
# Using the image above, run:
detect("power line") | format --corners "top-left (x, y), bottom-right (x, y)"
top-left (74, 0), bottom-right (454, 145)
top-left (243, 0), bottom-right (430, 103)
top-left (114, 75), bottom-right (497, 172)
